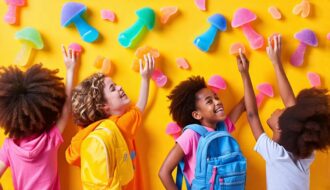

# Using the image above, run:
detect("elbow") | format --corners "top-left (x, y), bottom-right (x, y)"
top-left (247, 111), bottom-right (259, 121)
top-left (158, 167), bottom-right (166, 181)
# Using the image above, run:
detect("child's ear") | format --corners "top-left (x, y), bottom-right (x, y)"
top-left (101, 104), bottom-right (111, 115)
top-left (192, 111), bottom-right (202, 120)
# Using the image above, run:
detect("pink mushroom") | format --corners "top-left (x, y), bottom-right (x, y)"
top-left (208, 75), bottom-right (227, 93)
top-left (290, 29), bottom-right (318, 67)
top-left (307, 72), bottom-right (321, 87)
top-left (151, 69), bottom-right (168, 87)
top-left (232, 8), bottom-right (264, 49)
top-left (166, 122), bottom-right (182, 140)
top-left (69, 43), bottom-right (83, 53)
top-left (256, 83), bottom-right (274, 108)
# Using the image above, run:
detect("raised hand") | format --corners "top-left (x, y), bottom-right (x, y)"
top-left (266, 34), bottom-right (282, 64)
top-left (139, 53), bottom-right (155, 80)
top-left (237, 49), bottom-right (249, 75)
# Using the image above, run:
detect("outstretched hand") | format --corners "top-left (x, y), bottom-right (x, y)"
top-left (139, 53), bottom-right (155, 79)
top-left (61, 45), bottom-right (80, 71)
top-left (237, 49), bottom-right (249, 75)
top-left (266, 34), bottom-right (282, 64)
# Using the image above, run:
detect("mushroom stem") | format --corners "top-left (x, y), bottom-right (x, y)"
top-left (118, 19), bottom-right (145, 48)
top-left (242, 24), bottom-right (264, 49)
top-left (4, 4), bottom-right (17, 24)
top-left (194, 25), bottom-right (218, 52)
top-left (15, 43), bottom-right (32, 67)
top-left (256, 93), bottom-right (265, 108)
top-left (290, 42), bottom-right (307, 67)
top-left (73, 16), bottom-right (99, 43)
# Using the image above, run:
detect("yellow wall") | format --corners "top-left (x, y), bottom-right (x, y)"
top-left (0, 0), bottom-right (329, 189)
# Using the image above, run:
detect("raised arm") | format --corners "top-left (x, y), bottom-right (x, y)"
top-left (136, 53), bottom-right (155, 112)
top-left (267, 35), bottom-right (295, 107)
top-left (56, 45), bottom-right (80, 133)
top-left (228, 97), bottom-right (245, 124)
top-left (237, 51), bottom-right (264, 140)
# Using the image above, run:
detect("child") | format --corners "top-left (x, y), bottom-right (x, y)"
top-left (0, 45), bottom-right (79, 190)
top-left (65, 53), bottom-right (155, 189)
top-left (159, 76), bottom-right (245, 189)
top-left (237, 34), bottom-right (330, 190)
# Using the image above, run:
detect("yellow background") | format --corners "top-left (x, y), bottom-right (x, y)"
top-left (0, 0), bottom-right (329, 189)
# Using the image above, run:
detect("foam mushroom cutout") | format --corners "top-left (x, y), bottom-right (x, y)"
top-left (194, 14), bottom-right (227, 52)
top-left (256, 83), bottom-right (274, 108)
top-left (166, 122), bottom-right (182, 140)
top-left (232, 8), bottom-right (264, 50)
top-left (15, 27), bottom-right (44, 67)
top-left (208, 75), bottom-right (227, 93)
top-left (290, 29), bottom-right (318, 67)
top-left (4, 0), bottom-right (25, 24)
top-left (118, 7), bottom-right (155, 48)
top-left (307, 72), bottom-right (321, 87)
top-left (61, 2), bottom-right (99, 43)
top-left (151, 69), bottom-right (168, 88)
top-left (230, 43), bottom-right (245, 55)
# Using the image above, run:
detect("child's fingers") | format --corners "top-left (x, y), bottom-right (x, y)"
top-left (274, 36), bottom-right (278, 51)
top-left (71, 49), bottom-right (75, 61)
top-left (278, 34), bottom-right (282, 49)
top-left (268, 37), bottom-right (272, 49)
top-left (61, 45), bottom-right (68, 58)
top-left (139, 58), bottom-right (143, 72)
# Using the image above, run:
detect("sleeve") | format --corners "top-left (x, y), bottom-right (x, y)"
top-left (176, 129), bottom-right (198, 156)
top-left (112, 106), bottom-right (142, 138)
top-left (49, 126), bottom-right (64, 148)
top-left (0, 140), bottom-right (9, 166)
top-left (81, 135), bottom-right (119, 190)
top-left (224, 117), bottom-right (236, 133)
top-left (254, 133), bottom-right (287, 163)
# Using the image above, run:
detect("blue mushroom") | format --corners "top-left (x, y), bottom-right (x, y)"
top-left (194, 14), bottom-right (227, 52)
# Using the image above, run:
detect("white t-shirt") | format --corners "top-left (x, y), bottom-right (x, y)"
top-left (254, 133), bottom-right (315, 190)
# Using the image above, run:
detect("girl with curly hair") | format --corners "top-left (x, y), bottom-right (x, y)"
top-left (159, 75), bottom-right (245, 189)
top-left (237, 34), bottom-right (330, 190)
top-left (65, 54), bottom-right (155, 190)
top-left (0, 45), bottom-right (80, 190)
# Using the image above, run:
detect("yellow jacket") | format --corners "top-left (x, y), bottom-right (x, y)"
top-left (80, 120), bottom-right (134, 190)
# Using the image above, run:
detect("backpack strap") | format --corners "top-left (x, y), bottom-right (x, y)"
top-left (183, 124), bottom-right (208, 137)
top-left (176, 160), bottom-right (191, 190)
top-left (216, 121), bottom-right (226, 131)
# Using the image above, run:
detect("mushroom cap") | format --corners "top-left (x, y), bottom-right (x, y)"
top-left (61, 2), bottom-right (87, 27)
top-left (208, 14), bottom-right (227, 31)
top-left (257, 83), bottom-right (274, 97)
top-left (69, 43), bottom-right (83, 53)
top-left (15, 27), bottom-right (44, 49)
top-left (208, 75), bottom-right (227, 93)
top-left (230, 43), bottom-right (245, 55)
top-left (231, 8), bottom-right (256, 28)
top-left (5, 0), bottom-right (25, 6)
top-left (294, 29), bottom-right (318, 47)
top-left (136, 7), bottom-right (155, 30)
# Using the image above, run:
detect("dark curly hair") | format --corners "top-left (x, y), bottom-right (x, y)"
top-left (0, 64), bottom-right (66, 139)
top-left (278, 88), bottom-right (330, 159)
top-left (72, 73), bottom-right (108, 127)
top-left (168, 76), bottom-right (207, 128)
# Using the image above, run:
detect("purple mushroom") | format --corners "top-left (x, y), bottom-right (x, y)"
top-left (232, 8), bottom-right (264, 49)
top-left (61, 2), bottom-right (99, 43)
top-left (290, 29), bottom-right (318, 67)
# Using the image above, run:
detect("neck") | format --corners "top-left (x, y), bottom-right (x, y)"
top-left (200, 120), bottom-right (217, 130)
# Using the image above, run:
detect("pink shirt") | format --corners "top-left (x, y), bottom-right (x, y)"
top-left (0, 126), bottom-right (63, 190)
top-left (176, 118), bottom-right (235, 184)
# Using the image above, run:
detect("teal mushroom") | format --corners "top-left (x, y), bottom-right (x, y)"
top-left (118, 7), bottom-right (155, 48)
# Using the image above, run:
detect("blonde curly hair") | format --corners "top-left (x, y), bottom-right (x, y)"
top-left (72, 73), bottom-right (108, 127)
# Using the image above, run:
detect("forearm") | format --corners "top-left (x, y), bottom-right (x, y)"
top-left (57, 69), bottom-right (74, 133)
top-left (241, 73), bottom-right (264, 140)
top-left (273, 62), bottom-right (296, 107)
top-left (136, 77), bottom-right (150, 112)
top-left (228, 98), bottom-right (245, 124)
top-left (159, 171), bottom-right (178, 190)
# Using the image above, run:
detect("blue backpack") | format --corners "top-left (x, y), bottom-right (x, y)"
top-left (176, 122), bottom-right (246, 190)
